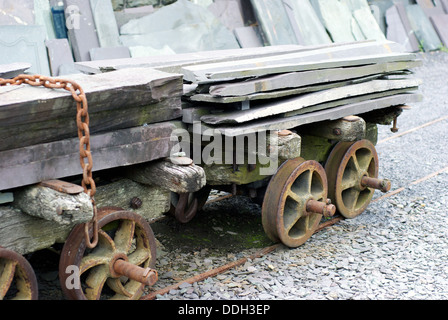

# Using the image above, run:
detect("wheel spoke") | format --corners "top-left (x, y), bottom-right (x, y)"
top-left (84, 265), bottom-right (109, 300)
top-left (0, 259), bottom-right (17, 299)
top-left (343, 188), bottom-right (361, 210)
top-left (107, 278), bottom-right (133, 298)
top-left (283, 196), bottom-right (302, 235)
top-left (114, 220), bottom-right (136, 253)
top-left (127, 249), bottom-right (151, 267)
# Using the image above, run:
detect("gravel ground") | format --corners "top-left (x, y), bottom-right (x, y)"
top-left (148, 51), bottom-right (448, 301)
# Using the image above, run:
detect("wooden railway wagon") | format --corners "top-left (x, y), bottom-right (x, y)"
top-left (0, 40), bottom-right (422, 300)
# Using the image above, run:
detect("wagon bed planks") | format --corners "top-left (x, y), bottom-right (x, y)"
top-left (0, 121), bottom-right (183, 191)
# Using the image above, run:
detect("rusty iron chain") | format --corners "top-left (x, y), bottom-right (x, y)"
top-left (0, 74), bottom-right (99, 248)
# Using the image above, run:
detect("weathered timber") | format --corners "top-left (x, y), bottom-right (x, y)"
top-left (0, 179), bottom-right (170, 254)
top-left (299, 134), bottom-right (335, 163)
top-left (94, 178), bottom-right (171, 222)
top-left (0, 68), bottom-right (183, 151)
top-left (194, 93), bottom-right (422, 137)
top-left (200, 79), bottom-right (420, 125)
top-left (13, 183), bottom-right (93, 225)
top-left (0, 121), bottom-right (183, 191)
top-left (125, 159), bottom-right (206, 194)
top-left (0, 205), bottom-right (81, 255)
top-left (302, 116), bottom-right (366, 142)
top-left (199, 132), bottom-right (301, 185)
top-left (181, 41), bottom-right (412, 83)
top-left (207, 60), bottom-right (420, 97)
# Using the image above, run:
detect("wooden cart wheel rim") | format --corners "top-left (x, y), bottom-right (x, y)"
top-left (325, 140), bottom-right (379, 219)
top-left (262, 158), bottom-right (327, 248)
top-left (0, 248), bottom-right (38, 300)
top-left (58, 208), bottom-right (157, 300)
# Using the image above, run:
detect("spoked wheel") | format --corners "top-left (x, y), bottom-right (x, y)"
top-left (59, 207), bottom-right (158, 300)
top-left (0, 248), bottom-right (38, 300)
top-left (325, 139), bottom-right (391, 219)
top-left (169, 186), bottom-right (211, 223)
top-left (262, 158), bottom-right (336, 248)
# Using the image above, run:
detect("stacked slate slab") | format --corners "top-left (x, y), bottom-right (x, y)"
top-left (178, 40), bottom-right (422, 137)
top-left (0, 67), bottom-right (185, 191)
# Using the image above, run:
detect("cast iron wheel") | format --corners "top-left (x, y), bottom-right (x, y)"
top-left (0, 248), bottom-right (38, 300)
top-left (169, 186), bottom-right (211, 223)
top-left (262, 158), bottom-right (335, 248)
top-left (325, 139), bottom-right (390, 219)
top-left (59, 208), bottom-right (157, 300)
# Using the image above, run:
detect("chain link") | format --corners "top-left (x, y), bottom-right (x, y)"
top-left (1, 74), bottom-right (99, 248)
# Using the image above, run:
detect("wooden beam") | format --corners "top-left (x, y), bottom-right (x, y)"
top-left (125, 159), bottom-right (206, 194)
top-left (0, 121), bottom-right (184, 191)
top-left (13, 182), bottom-right (93, 226)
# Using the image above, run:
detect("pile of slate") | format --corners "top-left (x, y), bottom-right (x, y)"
top-left (179, 40), bottom-right (422, 137)
top-left (0, 0), bottom-right (447, 80)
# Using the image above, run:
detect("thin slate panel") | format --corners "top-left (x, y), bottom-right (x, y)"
top-left (406, 4), bottom-right (442, 51)
top-left (312, 0), bottom-right (364, 43)
top-left (430, 13), bottom-right (448, 46)
top-left (90, 0), bottom-right (121, 48)
top-left (250, 0), bottom-right (298, 45)
top-left (64, 0), bottom-right (100, 62)
top-left (283, 0), bottom-right (332, 45)
top-left (385, 5), bottom-right (415, 52)
top-left (0, 25), bottom-right (51, 75)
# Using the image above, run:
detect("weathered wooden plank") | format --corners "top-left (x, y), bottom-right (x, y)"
top-left (303, 115), bottom-right (366, 142)
top-left (0, 179), bottom-right (170, 254)
top-left (0, 68), bottom-right (183, 151)
top-left (94, 179), bottom-right (171, 222)
top-left (200, 79), bottom-right (420, 125)
top-left (0, 206), bottom-right (81, 255)
top-left (207, 60), bottom-right (420, 97)
top-left (181, 41), bottom-right (413, 83)
top-left (0, 121), bottom-right (184, 191)
top-left (194, 93), bottom-right (422, 137)
top-left (13, 183), bottom-right (93, 225)
top-left (125, 159), bottom-right (206, 194)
